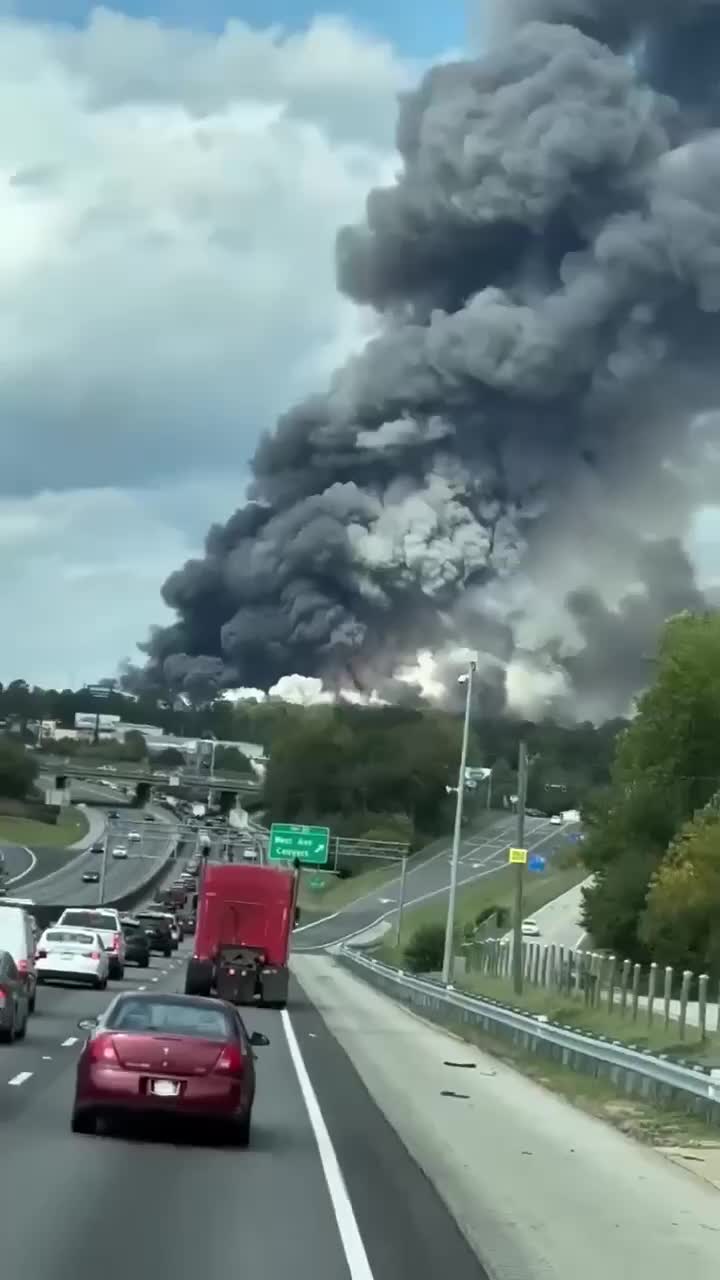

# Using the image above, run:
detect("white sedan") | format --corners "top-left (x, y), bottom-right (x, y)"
top-left (127, 832), bottom-right (142, 843)
top-left (35, 928), bottom-right (109, 989)
top-left (521, 918), bottom-right (541, 938)
top-left (549, 814), bottom-right (563, 825)
top-left (111, 845), bottom-right (128, 859)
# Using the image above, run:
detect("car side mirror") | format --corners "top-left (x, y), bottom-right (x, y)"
top-left (249, 1031), bottom-right (270, 1047)
top-left (77, 1017), bottom-right (98, 1031)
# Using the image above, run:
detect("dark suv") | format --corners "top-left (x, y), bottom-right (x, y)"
top-left (134, 912), bottom-right (173, 958)
top-left (120, 917), bottom-right (151, 968)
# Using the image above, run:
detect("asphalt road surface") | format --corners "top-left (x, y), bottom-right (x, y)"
top-left (0, 843), bottom-right (37, 885)
top-left (294, 813), bottom-right (567, 951)
top-left (25, 809), bottom-right (178, 907)
top-left (0, 943), bottom-right (485, 1280)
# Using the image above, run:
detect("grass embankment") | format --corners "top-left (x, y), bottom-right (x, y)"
top-left (296, 810), bottom-right (507, 916)
top-left (0, 806), bottom-right (89, 848)
top-left (460, 972), bottom-right (720, 1067)
top-left (378, 858), bottom-right (587, 964)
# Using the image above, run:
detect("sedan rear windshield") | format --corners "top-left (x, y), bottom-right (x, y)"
top-left (136, 915), bottom-right (170, 930)
top-left (106, 999), bottom-right (232, 1040)
top-left (45, 930), bottom-right (95, 945)
top-left (61, 912), bottom-right (117, 930)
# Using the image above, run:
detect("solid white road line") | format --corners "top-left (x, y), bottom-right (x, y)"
top-left (6, 846), bottom-right (38, 885)
top-left (281, 1009), bottom-right (374, 1280)
top-left (8, 1072), bottom-right (33, 1086)
top-left (61, 1037), bottom-right (78, 1047)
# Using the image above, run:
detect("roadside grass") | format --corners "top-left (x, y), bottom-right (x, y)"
top-left (297, 810), bottom-right (509, 915)
top-left (457, 972), bottom-right (720, 1067)
top-left (441, 1015), bottom-right (720, 1147)
top-left (0, 807), bottom-right (89, 849)
top-left (377, 859), bottom-right (587, 965)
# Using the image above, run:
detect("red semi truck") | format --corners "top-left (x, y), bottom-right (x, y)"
top-left (185, 862), bottom-right (299, 1008)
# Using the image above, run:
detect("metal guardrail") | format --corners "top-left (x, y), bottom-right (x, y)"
top-left (336, 946), bottom-right (720, 1122)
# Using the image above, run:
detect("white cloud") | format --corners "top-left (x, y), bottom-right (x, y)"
top-left (0, 8), bottom-right (419, 685)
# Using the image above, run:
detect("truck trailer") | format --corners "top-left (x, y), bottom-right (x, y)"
top-left (185, 861), bottom-right (298, 1008)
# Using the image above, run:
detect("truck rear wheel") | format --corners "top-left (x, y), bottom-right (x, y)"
top-left (185, 959), bottom-right (213, 996)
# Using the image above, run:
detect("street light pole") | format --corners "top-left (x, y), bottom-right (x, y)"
top-left (98, 816), bottom-right (113, 906)
top-left (442, 660), bottom-right (476, 986)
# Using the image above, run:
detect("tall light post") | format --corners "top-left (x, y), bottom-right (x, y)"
top-left (442, 660), bottom-right (476, 985)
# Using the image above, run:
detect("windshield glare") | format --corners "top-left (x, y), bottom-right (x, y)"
top-left (106, 999), bottom-right (232, 1040)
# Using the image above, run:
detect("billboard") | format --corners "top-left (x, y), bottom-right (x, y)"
top-left (74, 712), bottom-right (121, 731)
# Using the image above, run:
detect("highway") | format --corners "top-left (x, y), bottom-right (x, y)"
top-left (0, 842), bottom-right (38, 884)
top-left (294, 813), bottom-right (568, 951)
top-left (0, 942), bottom-right (485, 1280)
top-left (27, 810), bottom-right (178, 907)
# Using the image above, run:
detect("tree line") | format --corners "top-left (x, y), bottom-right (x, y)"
top-left (581, 611), bottom-right (720, 977)
top-left (0, 677), bottom-right (625, 847)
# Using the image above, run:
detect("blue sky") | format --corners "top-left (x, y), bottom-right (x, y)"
top-left (9, 0), bottom-right (466, 57)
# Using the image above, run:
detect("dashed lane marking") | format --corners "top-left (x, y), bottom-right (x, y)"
top-left (61, 1037), bottom-right (78, 1047)
top-left (8, 1072), bottom-right (33, 1086)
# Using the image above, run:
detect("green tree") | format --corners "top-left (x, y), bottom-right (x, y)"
top-left (640, 813), bottom-right (720, 976)
top-left (214, 745), bottom-right (251, 773)
top-left (0, 740), bottom-right (37, 799)
top-left (582, 611), bottom-right (720, 961)
top-left (123, 730), bottom-right (147, 762)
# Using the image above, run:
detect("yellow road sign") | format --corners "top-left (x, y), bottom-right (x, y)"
top-left (508, 847), bottom-right (527, 864)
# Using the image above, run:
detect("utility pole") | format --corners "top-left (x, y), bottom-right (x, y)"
top-left (512, 741), bottom-right (528, 996)
top-left (442, 659), bottom-right (476, 985)
top-left (394, 855), bottom-right (408, 949)
top-left (98, 816), bottom-right (113, 906)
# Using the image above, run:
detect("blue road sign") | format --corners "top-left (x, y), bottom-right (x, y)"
top-left (528, 854), bottom-right (546, 872)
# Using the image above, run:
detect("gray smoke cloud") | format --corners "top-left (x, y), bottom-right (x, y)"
top-left (131, 8), bottom-right (720, 717)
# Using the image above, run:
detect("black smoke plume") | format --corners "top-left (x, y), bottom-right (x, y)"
top-left (131, 7), bottom-right (720, 717)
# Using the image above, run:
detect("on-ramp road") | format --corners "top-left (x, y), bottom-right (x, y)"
top-left (294, 814), bottom-right (567, 951)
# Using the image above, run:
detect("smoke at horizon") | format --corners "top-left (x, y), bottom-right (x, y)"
top-left (127, 6), bottom-right (720, 720)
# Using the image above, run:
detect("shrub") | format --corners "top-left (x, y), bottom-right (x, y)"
top-left (403, 922), bottom-right (447, 973)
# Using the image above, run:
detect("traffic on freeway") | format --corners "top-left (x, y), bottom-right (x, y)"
top-left (294, 812), bottom-right (570, 951)
top-left (0, 907), bottom-right (484, 1280)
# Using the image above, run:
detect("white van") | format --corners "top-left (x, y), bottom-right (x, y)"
top-left (0, 906), bottom-right (38, 1011)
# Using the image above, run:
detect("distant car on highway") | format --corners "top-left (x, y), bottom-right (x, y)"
top-left (128, 831), bottom-right (141, 843)
top-left (82, 871), bottom-right (100, 884)
top-left (521, 918), bottom-right (541, 937)
top-left (71, 991), bottom-right (269, 1142)
top-left (91, 842), bottom-right (104, 854)
top-left (108, 811), bottom-right (120, 820)
top-left (133, 911), bottom-right (173, 957)
top-left (112, 846), bottom-right (128, 860)
top-left (549, 814), bottom-right (562, 825)
top-left (35, 926), bottom-right (108, 990)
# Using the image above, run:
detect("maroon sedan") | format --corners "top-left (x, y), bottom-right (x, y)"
top-left (72, 991), bottom-right (269, 1145)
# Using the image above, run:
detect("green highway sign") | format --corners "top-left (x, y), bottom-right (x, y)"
top-left (268, 823), bottom-right (330, 866)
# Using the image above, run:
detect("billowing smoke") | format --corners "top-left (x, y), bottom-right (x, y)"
top-left (131, 7), bottom-right (720, 718)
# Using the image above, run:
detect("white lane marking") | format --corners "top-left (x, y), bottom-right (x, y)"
top-left (61, 1037), bottom-right (78, 1047)
top-left (8, 1071), bottom-right (33, 1086)
top-left (137, 985), bottom-right (146, 991)
top-left (42, 1055), bottom-right (52, 1061)
top-left (151, 977), bottom-right (159, 982)
top-left (281, 1009), bottom-right (374, 1279)
top-left (294, 910), bottom-right (340, 934)
top-left (6, 846), bottom-right (38, 885)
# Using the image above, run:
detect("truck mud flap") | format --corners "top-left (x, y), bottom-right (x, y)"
top-left (259, 968), bottom-right (289, 1008)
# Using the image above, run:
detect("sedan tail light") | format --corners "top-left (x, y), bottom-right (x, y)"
top-left (87, 1034), bottom-right (120, 1064)
top-left (17, 958), bottom-right (29, 974)
top-left (112, 933), bottom-right (121, 951)
top-left (84, 951), bottom-right (102, 960)
top-left (0, 985), bottom-right (7, 1007)
top-left (214, 1043), bottom-right (245, 1076)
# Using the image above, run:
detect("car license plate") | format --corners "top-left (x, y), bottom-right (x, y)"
top-left (150, 1079), bottom-right (179, 1097)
